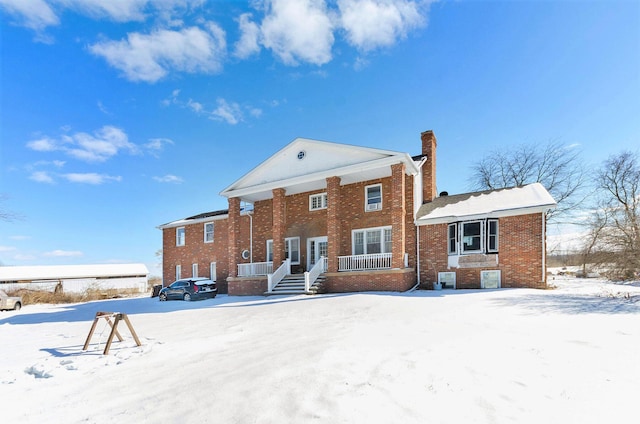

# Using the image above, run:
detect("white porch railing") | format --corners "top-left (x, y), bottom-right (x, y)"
top-left (305, 256), bottom-right (327, 292)
top-left (267, 259), bottom-right (291, 292)
top-left (338, 253), bottom-right (393, 271)
top-left (238, 261), bottom-right (273, 277)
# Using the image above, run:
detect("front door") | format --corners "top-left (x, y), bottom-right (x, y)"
top-left (307, 236), bottom-right (328, 270)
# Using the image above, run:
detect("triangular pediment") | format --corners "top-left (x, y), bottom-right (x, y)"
top-left (220, 138), bottom-right (415, 201)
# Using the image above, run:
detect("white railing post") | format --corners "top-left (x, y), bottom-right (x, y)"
top-left (337, 253), bottom-right (393, 271)
top-left (267, 258), bottom-right (290, 292)
top-left (304, 256), bottom-right (327, 292)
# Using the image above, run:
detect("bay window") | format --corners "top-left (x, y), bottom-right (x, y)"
top-left (447, 219), bottom-right (499, 255)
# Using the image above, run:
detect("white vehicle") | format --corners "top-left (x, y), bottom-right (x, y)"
top-left (0, 289), bottom-right (22, 311)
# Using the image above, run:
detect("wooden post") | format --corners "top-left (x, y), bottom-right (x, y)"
top-left (83, 311), bottom-right (142, 355)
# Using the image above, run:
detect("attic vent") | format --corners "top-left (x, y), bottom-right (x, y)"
top-left (439, 191), bottom-right (449, 197)
top-left (297, 151), bottom-right (306, 160)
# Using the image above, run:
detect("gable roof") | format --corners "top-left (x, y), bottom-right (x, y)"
top-left (0, 263), bottom-right (149, 282)
top-left (220, 137), bottom-right (420, 202)
top-left (415, 183), bottom-right (556, 225)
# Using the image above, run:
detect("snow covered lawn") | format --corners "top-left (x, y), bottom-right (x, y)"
top-left (1, 276), bottom-right (639, 423)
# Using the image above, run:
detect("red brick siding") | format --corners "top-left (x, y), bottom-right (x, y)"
top-left (325, 269), bottom-right (416, 292)
top-left (227, 277), bottom-right (268, 296)
top-left (162, 215), bottom-right (251, 294)
top-left (418, 213), bottom-right (547, 289)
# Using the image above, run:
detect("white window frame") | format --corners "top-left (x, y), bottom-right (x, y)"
top-left (461, 220), bottom-right (484, 254)
top-left (448, 223), bottom-right (458, 255)
top-left (266, 240), bottom-right (273, 262)
top-left (204, 222), bottom-right (214, 243)
top-left (365, 184), bottom-right (382, 212)
top-left (352, 226), bottom-right (392, 255)
top-left (309, 193), bottom-right (328, 211)
top-left (175, 265), bottom-right (182, 280)
top-left (438, 272), bottom-right (456, 289)
top-left (192, 263), bottom-right (198, 278)
top-left (448, 219), bottom-right (499, 256)
top-left (176, 227), bottom-right (185, 246)
top-left (487, 219), bottom-right (499, 253)
top-left (266, 237), bottom-right (301, 264)
top-left (481, 270), bottom-right (501, 289)
top-left (210, 262), bottom-right (217, 282)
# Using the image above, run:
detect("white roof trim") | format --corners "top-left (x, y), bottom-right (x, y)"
top-left (415, 183), bottom-right (557, 225)
top-left (222, 154), bottom-right (417, 200)
top-left (220, 137), bottom-right (419, 200)
top-left (157, 213), bottom-right (229, 230)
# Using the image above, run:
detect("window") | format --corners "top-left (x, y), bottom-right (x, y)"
top-left (462, 221), bottom-right (482, 253)
top-left (352, 226), bottom-right (392, 255)
top-left (448, 223), bottom-right (458, 254)
top-left (266, 240), bottom-right (273, 262)
top-left (204, 222), bottom-right (214, 243)
top-left (210, 262), bottom-right (217, 282)
top-left (192, 263), bottom-right (198, 278)
top-left (175, 265), bottom-right (181, 280)
top-left (447, 219), bottom-right (499, 255)
top-left (176, 227), bottom-right (185, 246)
top-left (481, 270), bottom-right (501, 289)
top-left (488, 219), bottom-right (499, 253)
top-left (285, 237), bottom-right (300, 264)
top-left (266, 237), bottom-right (300, 264)
top-left (309, 193), bottom-right (328, 210)
top-left (365, 184), bottom-right (382, 211)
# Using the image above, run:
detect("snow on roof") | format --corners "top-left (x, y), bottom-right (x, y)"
top-left (0, 263), bottom-right (149, 282)
top-left (415, 182), bottom-right (556, 225)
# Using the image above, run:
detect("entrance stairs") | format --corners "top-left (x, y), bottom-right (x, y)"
top-left (268, 274), bottom-right (326, 295)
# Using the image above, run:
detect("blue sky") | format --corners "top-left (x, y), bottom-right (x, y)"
top-left (1, 0), bottom-right (638, 276)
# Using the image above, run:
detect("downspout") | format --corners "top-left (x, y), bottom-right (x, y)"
top-left (416, 225), bottom-right (420, 287)
top-left (413, 156), bottom-right (427, 289)
top-left (542, 213), bottom-right (546, 285)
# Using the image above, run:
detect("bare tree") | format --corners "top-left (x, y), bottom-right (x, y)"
top-left (592, 151), bottom-right (640, 279)
top-left (469, 140), bottom-right (587, 222)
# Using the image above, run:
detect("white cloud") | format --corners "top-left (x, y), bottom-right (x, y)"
top-left (260, 0), bottom-right (335, 66)
top-left (187, 99), bottom-right (204, 113)
top-left (9, 235), bottom-right (31, 241)
top-left (144, 137), bottom-right (174, 157)
top-left (89, 24), bottom-right (227, 83)
top-left (56, 0), bottom-right (148, 22)
top-left (338, 0), bottom-right (425, 52)
top-left (44, 249), bottom-right (83, 257)
top-left (27, 137), bottom-right (58, 152)
top-left (0, 0), bottom-right (59, 31)
top-left (0, 245), bottom-right (16, 252)
top-left (30, 171), bottom-right (55, 184)
top-left (62, 173), bottom-right (122, 184)
top-left (26, 125), bottom-right (138, 162)
top-left (210, 98), bottom-right (242, 125)
top-left (234, 13), bottom-right (261, 59)
top-left (153, 174), bottom-right (184, 183)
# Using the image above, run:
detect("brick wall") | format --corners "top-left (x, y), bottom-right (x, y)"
top-left (418, 213), bottom-right (547, 289)
top-left (162, 215), bottom-right (251, 294)
top-left (325, 269), bottom-right (416, 292)
top-left (227, 276), bottom-right (268, 296)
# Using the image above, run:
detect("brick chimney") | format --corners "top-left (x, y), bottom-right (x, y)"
top-left (421, 130), bottom-right (437, 203)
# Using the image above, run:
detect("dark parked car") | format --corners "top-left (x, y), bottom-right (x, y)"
top-left (159, 278), bottom-right (217, 301)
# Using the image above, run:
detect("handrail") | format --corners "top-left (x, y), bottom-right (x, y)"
top-left (304, 256), bottom-right (327, 292)
top-left (238, 261), bottom-right (273, 277)
top-left (338, 252), bottom-right (393, 271)
top-left (267, 258), bottom-right (290, 292)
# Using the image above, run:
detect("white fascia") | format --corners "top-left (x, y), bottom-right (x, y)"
top-left (157, 213), bottom-right (229, 230)
top-left (221, 155), bottom-right (419, 200)
top-left (415, 205), bottom-right (555, 226)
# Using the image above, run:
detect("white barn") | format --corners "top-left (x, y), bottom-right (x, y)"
top-left (0, 264), bottom-right (149, 294)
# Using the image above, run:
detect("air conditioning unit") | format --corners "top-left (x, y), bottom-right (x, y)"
top-left (366, 203), bottom-right (381, 211)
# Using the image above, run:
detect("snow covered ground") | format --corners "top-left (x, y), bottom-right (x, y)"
top-left (1, 275), bottom-right (639, 424)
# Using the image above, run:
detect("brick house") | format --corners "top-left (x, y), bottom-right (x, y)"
top-left (158, 130), bottom-right (556, 295)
